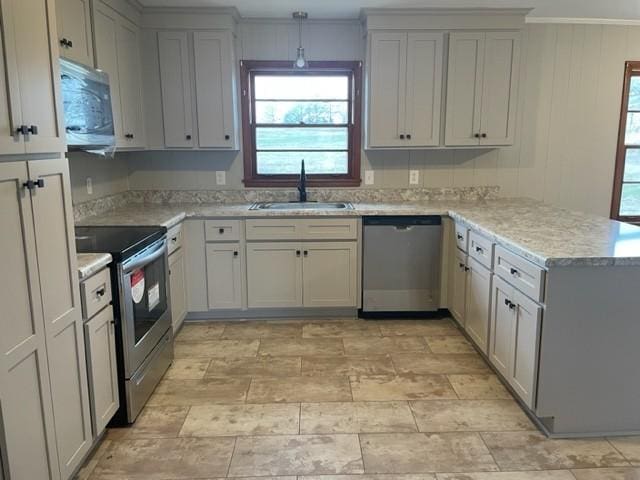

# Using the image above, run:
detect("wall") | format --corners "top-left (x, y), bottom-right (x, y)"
top-left (110, 19), bottom-right (640, 216)
top-left (68, 151), bottom-right (129, 204)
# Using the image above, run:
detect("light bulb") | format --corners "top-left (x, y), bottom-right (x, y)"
top-left (295, 50), bottom-right (306, 68)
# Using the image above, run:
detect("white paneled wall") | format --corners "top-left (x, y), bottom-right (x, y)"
top-left (117, 20), bottom-right (640, 216)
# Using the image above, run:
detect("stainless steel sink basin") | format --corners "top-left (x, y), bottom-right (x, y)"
top-left (249, 202), bottom-right (354, 211)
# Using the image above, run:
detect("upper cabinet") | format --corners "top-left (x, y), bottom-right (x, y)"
top-left (0, 0), bottom-right (64, 155)
top-left (367, 31), bottom-right (443, 148)
top-left (94, 1), bottom-right (146, 149)
top-left (56, 0), bottom-right (94, 67)
top-left (445, 31), bottom-right (521, 147)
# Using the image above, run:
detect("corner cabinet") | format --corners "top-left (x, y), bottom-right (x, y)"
top-left (367, 31), bottom-right (443, 148)
top-left (94, 1), bottom-right (146, 149)
top-left (445, 31), bottom-right (521, 146)
top-left (55, 0), bottom-right (94, 66)
top-left (0, 0), bottom-right (64, 155)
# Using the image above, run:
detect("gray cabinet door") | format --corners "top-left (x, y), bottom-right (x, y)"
top-left (464, 256), bottom-right (492, 354)
top-left (489, 275), bottom-right (515, 378)
top-left (451, 248), bottom-right (467, 326)
top-left (302, 242), bottom-right (358, 307)
top-left (85, 306), bottom-right (119, 436)
top-left (247, 242), bottom-right (303, 308)
top-left (511, 289), bottom-right (542, 408)
top-left (206, 243), bottom-right (243, 310)
top-left (0, 161), bottom-right (60, 479)
top-left (28, 158), bottom-right (92, 479)
top-left (169, 249), bottom-right (188, 331)
top-left (56, 0), bottom-right (94, 67)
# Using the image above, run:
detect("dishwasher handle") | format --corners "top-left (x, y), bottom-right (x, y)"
top-left (363, 215), bottom-right (442, 227)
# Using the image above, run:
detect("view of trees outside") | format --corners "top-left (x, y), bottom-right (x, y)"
top-left (253, 75), bottom-right (350, 175)
top-left (621, 77), bottom-right (640, 215)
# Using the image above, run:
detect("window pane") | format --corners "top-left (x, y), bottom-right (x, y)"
top-left (255, 101), bottom-right (348, 125)
top-left (623, 149), bottom-right (640, 181)
top-left (629, 76), bottom-right (640, 111)
top-left (256, 151), bottom-right (348, 175)
top-left (254, 76), bottom-right (349, 100)
top-left (256, 127), bottom-right (348, 151)
top-left (620, 183), bottom-right (640, 216)
top-left (625, 112), bottom-right (640, 145)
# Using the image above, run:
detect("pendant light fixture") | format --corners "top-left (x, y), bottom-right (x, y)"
top-left (293, 11), bottom-right (308, 69)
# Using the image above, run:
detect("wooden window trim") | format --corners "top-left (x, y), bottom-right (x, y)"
top-left (240, 60), bottom-right (362, 188)
top-left (612, 61), bottom-right (640, 221)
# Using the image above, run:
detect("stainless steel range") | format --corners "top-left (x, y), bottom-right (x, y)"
top-left (75, 226), bottom-right (173, 424)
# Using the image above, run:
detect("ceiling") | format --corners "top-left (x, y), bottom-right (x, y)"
top-left (137, 0), bottom-right (640, 20)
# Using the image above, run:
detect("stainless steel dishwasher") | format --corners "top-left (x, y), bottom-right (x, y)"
top-left (361, 216), bottom-right (442, 316)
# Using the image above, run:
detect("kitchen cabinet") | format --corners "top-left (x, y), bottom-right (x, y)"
top-left (302, 242), bottom-right (358, 307)
top-left (169, 248), bottom-right (188, 332)
top-left (445, 31), bottom-right (520, 146)
top-left (0, 0), bottom-right (64, 155)
top-left (450, 248), bottom-right (467, 326)
top-left (193, 31), bottom-right (237, 149)
top-left (206, 243), bottom-right (243, 309)
top-left (489, 275), bottom-right (541, 408)
top-left (367, 31), bottom-right (443, 148)
top-left (158, 31), bottom-right (195, 148)
top-left (56, 0), bottom-right (94, 66)
top-left (464, 256), bottom-right (492, 354)
top-left (94, 1), bottom-right (146, 149)
top-left (247, 243), bottom-right (303, 308)
top-left (0, 158), bottom-right (91, 480)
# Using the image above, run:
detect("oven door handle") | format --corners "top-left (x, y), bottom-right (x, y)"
top-left (122, 239), bottom-right (167, 275)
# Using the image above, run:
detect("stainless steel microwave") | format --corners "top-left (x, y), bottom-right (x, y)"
top-left (60, 58), bottom-right (115, 151)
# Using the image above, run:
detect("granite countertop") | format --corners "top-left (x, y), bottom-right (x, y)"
top-left (77, 253), bottom-right (112, 280)
top-left (75, 198), bottom-right (640, 268)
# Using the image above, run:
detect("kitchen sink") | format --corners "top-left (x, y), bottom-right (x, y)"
top-left (249, 201), bottom-right (354, 211)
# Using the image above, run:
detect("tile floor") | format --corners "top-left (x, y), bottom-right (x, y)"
top-left (78, 317), bottom-right (640, 480)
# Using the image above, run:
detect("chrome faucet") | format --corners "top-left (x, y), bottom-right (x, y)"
top-left (297, 159), bottom-right (307, 202)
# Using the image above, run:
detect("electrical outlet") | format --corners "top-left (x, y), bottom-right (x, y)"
top-left (215, 171), bottom-right (226, 185)
top-left (364, 170), bottom-right (375, 185)
top-left (409, 170), bottom-right (420, 185)
top-left (86, 177), bottom-right (93, 195)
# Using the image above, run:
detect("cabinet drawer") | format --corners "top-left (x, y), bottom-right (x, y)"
top-left (494, 245), bottom-right (545, 303)
top-left (468, 230), bottom-right (494, 269)
top-left (167, 223), bottom-right (183, 255)
top-left (81, 268), bottom-right (112, 320)
top-left (245, 219), bottom-right (303, 241)
top-left (454, 222), bottom-right (469, 252)
top-left (205, 219), bottom-right (241, 242)
top-left (302, 218), bottom-right (358, 240)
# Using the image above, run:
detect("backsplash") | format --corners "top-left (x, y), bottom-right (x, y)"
top-left (73, 186), bottom-right (499, 222)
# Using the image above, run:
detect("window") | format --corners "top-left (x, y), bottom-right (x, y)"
top-left (240, 61), bottom-right (362, 187)
top-left (612, 61), bottom-right (640, 220)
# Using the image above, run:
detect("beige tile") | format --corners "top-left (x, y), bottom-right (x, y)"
top-left (378, 319), bottom-right (460, 337)
top-left (425, 336), bottom-right (476, 354)
top-left (447, 374), bottom-right (513, 400)
top-left (228, 434), bottom-right (364, 477)
top-left (147, 378), bottom-right (249, 406)
top-left (92, 437), bottom-right (235, 479)
top-left (221, 321), bottom-right (303, 339)
top-left (303, 320), bottom-right (382, 338)
top-left (76, 438), bottom-right (112, 479)
top-left (481, 432), bottom-right (629, 470)
top-left (410, 400), bottom-right (534, 432)
top-left (302, 355), bottom-right (396, 377)
top-left (248, 376), bottom-right (352, 403)
top-left (207, 356), bottom-right (301, 377)
top-left (174, 339), bottom-right (259, 358)
top-left (571, 467), bottom-right (640, 479)
top-left (350, 375), bottom-right (458, 402)
top-left (360, 432), bottom-right (498, 473)
top-left (610, 437), bottom-right (640, 464)
top-left (119, 406), bottom-right (189, 439)
top-left (302, 476), bottom-right (436, 480)
top-left (164, 358), bottom-right (210, 380)
top-left (259, 337), bottom-right (344, 356)
top-left (175, 322), bottom-right (225, 342)
top-left (179, 403), bottom-right (300, 437)
top-left (437, 472), bottom-right (576, 479)
top-left (343, 337), bottom-right (427, 355)
top-left (392, 353), bottom-right (490, 375)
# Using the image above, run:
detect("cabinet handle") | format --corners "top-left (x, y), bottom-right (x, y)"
top-left (233, 251), bottom-right (238, 257)
top-left (510, 267), bottom-right (519, 276)
top-left (16, 125), bottom-right (29, 136)
top-left (458, 262), bottom-right (465, 269)
top-left (224, 134), bottom-right (230, 140)
top-left (22, 180), bottom-right (35, 190)
top-left (28, 125), bottom-right (38, 135)
top-left (475, 246), bottom-right (483, 253)
top-left (464, 266), bottom-right (470, 272)
top-left (218, 228), bottom-right (225, 234)
top-left (505, 299), bottom-right (516, 310)
top-left (171, 236), bottom-right (178, 243)
top-left (296, 250), bottom-right (301, 257)
top-left (35, 179), bottom-right (45, 189)
top-left (303, 250), bottom-right (308, 257)
top-left (96, 287), bottom-right (106, 298)
top-left (399, 134), bottom-right (405, 139)
top-left (60, 38), bottom-right (71, 48)
top-left (456, 234), bottom-right (464, 240)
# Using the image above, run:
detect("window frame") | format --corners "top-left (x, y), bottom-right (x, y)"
top-left (612, 61), bottom-right (640, 221)
top-left (240, 60), bottom-right (362, 187)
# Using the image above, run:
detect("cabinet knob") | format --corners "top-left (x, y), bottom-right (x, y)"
top-left (475, 246), bottom-right (483, 253)
top-left (233, 251), bottom-right (239, 257)
top-left (464, 266), bottom-right (470, 272)
top-left (296, 250), bottom-right (301, 257)
top-left (16, 125), bottom-right (29, 136)
top-left (456, 234), bottom-right (464, 240)
top-left (399, 134), bottom-right (405, 139)
top-left (224, 134), bottom-right (230, 140)
top-left (35, 179), bottom-right (45, 188)
top-left (481, 133), bottom-right (487, 138)
top-left (510, 267), bottom-right (519, 276)
top-left (22, 180), bottom-right (35, 190)
top-left (96, 287), bottom-right (106, 298)
top-left (171, 236), bottom-right (178, 243)
top-left (458, 262), bottom-right (465, 269)
top-left (504, 299), bottom-right (516, 310)
top-left (219, 228), bottom-right (225, 234)
top-left (186, 134), bottom-right (192, 140)
top-left (28, 125), bottom-right (38, 135)
top-left (60, 38), bottom-right (71, 48)
top-left (406, 134), bottom-right (412, 139)
top-left (303, 250), bottom-right (308, 256)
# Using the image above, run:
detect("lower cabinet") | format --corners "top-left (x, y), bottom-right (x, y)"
top-left (169, 248), bottom-right (187, 332)
top-left (450, 248), bottom-right (467, 326)
top-left (489, 275), bottom-right (541, 408)
top-left (302, 242), bottom-right (358, 307)
top-left (247, 243), bottom-right (303, 308)
top-left (464, 256), bottom-right (492, 354)
top-left (206, 243), bottom-right (243, 309)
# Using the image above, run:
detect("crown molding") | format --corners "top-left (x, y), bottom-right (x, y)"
top-left (526, 16), bottom-right (640, 26)
top-left (141, 5), bottom-right (240, 20)
top-left (238, 17), bottom-right (360, 26)
top-left (361, 7), bottom-right (533, 20)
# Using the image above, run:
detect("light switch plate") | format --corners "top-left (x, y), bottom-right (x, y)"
top-left (409, 170), bottom-right (420, 185)
top-left (364, 170), bottom-right (375, 185)
top-left (215, 171), bottom-right (226, 185)
top-left (86, 177), bottom-right (93, 195)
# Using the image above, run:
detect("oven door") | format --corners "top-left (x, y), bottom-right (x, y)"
top-left (118, 238), bottom-right (171, 377)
